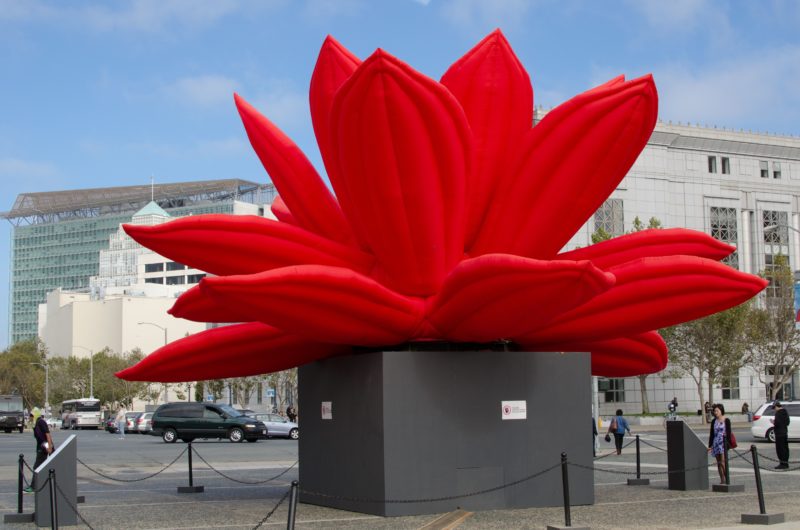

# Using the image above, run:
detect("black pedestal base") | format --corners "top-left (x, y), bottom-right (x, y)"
top-left (4, 513), bottom-right (35, 523)
top-left (299, 349), bottom-right (593, 516)
top-left (712, 483), bottom-right (744, 493)
top-left (627, 478), bottom-right (650, 486)
top-left (547, 524), bottom-right (590, 530)
top-left (177, 486), bottom-right (204, 493)
top-left (741, 513), bottom-right (785, 525)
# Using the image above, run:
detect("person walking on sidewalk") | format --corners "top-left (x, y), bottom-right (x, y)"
top-left (116, 406), bottom-right (127, 439)
top-left (609, 409), bottom-right (631, 455)
top-left (771, 400), bottom-right (790, 469)
top-left (707, 403), bottom-right (733, 484)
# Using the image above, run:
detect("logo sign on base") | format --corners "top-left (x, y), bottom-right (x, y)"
top-left (501, 400), bottom-right (527, 420)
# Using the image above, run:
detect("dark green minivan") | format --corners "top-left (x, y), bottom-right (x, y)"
top-left (151, 402), bottom-right (268, 443)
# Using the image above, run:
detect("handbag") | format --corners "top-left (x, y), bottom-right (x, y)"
top-left (729, 430), bottom-right (738, 449)
top-left (604, 433), bottom-right (611, 443)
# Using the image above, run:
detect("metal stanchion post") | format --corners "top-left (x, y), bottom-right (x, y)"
top-left (628, 435), bottom-right (649, 485)
top-left (546, 453), bottom-right (589, 530)
top-left (177, 443), bottom-right (204, 493)
top-left (741, 445), bottom-right (784, 524)
top-left (287, 480), bottom-right (298, 530)
top-left (5, 455), bottom-right (35, 523)
top-left (48, 469), bottom-right (58, 530)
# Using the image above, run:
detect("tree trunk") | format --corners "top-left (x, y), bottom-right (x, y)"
top-left (707, 377), bottom-right (714, 410)
top-left (695, 375), bottom-right (706, 425)
top-left (638, 374), bottom-right (650, 414)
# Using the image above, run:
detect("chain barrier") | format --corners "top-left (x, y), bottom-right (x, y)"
top-left (748, 450), bottom-right (800, 465)
top-left (251, 488), bottom-right (291, 530)
top-left (78, 447), bottom-right (188, 482)
top-left (301, 462), bottom-right (561, 504)
top-left (31, 474), bottom-right (51, 494)
top-left (594, 438), bottom-right (635, 460)
top-left (638, 438), bottom-right (668, 452)
top-left (54, 479), bottom-right (95, 530)
top-left (571, 459), bottom-right (717, 477)
top-left (191, 447), bottom-right (298, 485)
top-left (731, 448), bottom-right (800, 471)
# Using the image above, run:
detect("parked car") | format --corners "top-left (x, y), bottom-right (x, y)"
top-left (253, 413), bottom-right (299, 440)
top-left (104, 417), bottom-right (118, 433)
top-left (751, 401), bottom-right (800, 442)
top-left (125, 412), bottom-right (143, 433)
top-left (136, 412), bottom-right (154, 434)
top-left (45, 416), bottom-right (60, 430)
top-left (236, 409), bottom-right (257, 417)
top-left (151, 402), bottom-right (268, 443)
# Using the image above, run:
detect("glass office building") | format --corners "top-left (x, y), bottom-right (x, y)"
top-left (2, 179), bottom-right (275, 344)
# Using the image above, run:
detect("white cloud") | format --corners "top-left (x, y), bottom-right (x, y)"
top-left (0, 157), bottom-right (59, 179)
top-left (249, 83), bottom-right (310, 132)
top-left (626, 0), bottom-right (715, 31)
top-left (164, 75), bottom-right (239, 107)
top-left (439, 0), bottom-right (532, 28)
top-left (654, 46), bottom-right (800, 133)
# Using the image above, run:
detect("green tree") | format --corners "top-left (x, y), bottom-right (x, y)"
top-left (745, 257), bottom-right (800, 399)
top-left (0, 339), bottom-right (46, 409)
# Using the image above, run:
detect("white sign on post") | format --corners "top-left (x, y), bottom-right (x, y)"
top-left (501, 400), bottom-right (527, 420)
top-left (321, 401), bottom-right (333, 420)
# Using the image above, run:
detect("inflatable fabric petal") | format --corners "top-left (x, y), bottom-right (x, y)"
top-left (522, 331), bottom-right (667, 377)
top-left (428, 254), bottom-right (615, 342)
top-left (329, 49), bottom-right (472, 296)
top-left (234, 93), bottom-right (353, 244)
top-left (172, 266), bottom-right (426, 346)
top-left (517, 256), bottom-right (768, 344)
top-left (471, 75), bottom-right (658, 258)
top-left (116, 322), bottom-right (349, 382)
top-left (557, 228), bottom-right (735, 270)
top-left (310, 35), bottom-right (363, 245)
top-left (168, 285), bottom-right (253, 323)
top-left (270, 195), bottom-right (297, 225)
top-left (123, 215), bottom-right (374, 277)
top-left (440, 29), bottom-right (532, 247)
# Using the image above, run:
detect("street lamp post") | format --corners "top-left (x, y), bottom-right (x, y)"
top-left (30, 362), bottom-right (49, 414)
top-left (73, 345), bottom-right (94, 398)
top-left (138, 322), bottom-right (169, 403)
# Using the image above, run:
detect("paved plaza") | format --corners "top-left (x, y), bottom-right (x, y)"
top-left (2, 425), bottom-right (800, 529)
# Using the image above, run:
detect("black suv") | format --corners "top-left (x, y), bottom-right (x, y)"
top-left (151, 402), bottom-right (268, 443)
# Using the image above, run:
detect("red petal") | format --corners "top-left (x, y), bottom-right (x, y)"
top-left (441, 29), bottom-right (532, 247)
top-left (116, 322), bottom-right (348, 382)
top-left (123, 215), bottom-right (374, 277)
top-left (517, 256), bottom-right (767, 344)
top-left (270, 195), bottom-right (297, 225)
top-left (234, 93), bottom-right (353, 244)
top-left (521, 332), bottom-right (666, 377)
top-left (172, 266), bottom-right (425, 346)
top-left (329, 49), bottom-right (472, 295)
top-left (309, 35), bottom-right (363, 245)
top-left (428, 255), bottom-right (614, 342)
top-left (557, 228), bottom-right (735, 269)
top-left (471, 75), bottom-right (658, 258)
top-left (168, 285), bottom-right (252, 323)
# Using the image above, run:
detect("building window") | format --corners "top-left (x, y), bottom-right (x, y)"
top-left (166, 261), bottom-right (186, 271)
top-left (599, 378), bottom-right (625, 403)
top-left (721, 157), bottom-right (730, 174)
top-left (594, 199), bottom-right (624, 237)
top-left (165, 275), bottom-right (186, 285)
top-left (721, 375), bottom-right (740, 400)
top-left (763, 210), bottom-right (789, 245)
top-left (773, 162), bottom-right (782, 179)
top-left (764, 254), bottom-right (789, 298)
top-left (144, 277), bottom-right (163, 284)
top-left (708, 156), bottom-right (717, 173)
top-left (760, 160), bottom-right (769, 178)
top-left (710, 206), bottom-right (738, 269)
top-left (187, 274), bottom-right (206, 284)
top-left (145, 263), bottom-right (164, 273)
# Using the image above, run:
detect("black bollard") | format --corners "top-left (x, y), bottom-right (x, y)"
top-left (724, 437), bottom-right (730, 485)
top-left (48, 469), bottom-right (58, 530)
top-left (627, 435), bottom-right (650, 486)
top-left (740, 445), bottom-right (785, 524)
top-left (287, 480), bottom-right (298, 530)
top-left (561, 452), bottom-right (571, 527)
top-left (177, 443), bottom-right (204, 493)
top-left (17, 453), bottom-right (24, 513)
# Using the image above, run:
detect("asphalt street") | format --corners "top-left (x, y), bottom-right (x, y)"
top-left (1, 425), bottom-right (800, 529)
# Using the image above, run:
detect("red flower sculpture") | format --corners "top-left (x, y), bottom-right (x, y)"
top-left (117, 30), bottom-right (766, 382)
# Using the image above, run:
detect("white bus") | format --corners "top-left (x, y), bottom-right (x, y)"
top-left (60, 398), bottom-right (102, 430)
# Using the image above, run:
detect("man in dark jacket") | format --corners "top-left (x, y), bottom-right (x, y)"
top-left (772, 401), bottom-right (790, 469)
top-left (24, 411), bottom-right (54, 493)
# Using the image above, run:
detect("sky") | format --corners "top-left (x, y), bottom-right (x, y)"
top-left (1, 0), bottom-right (800, 349)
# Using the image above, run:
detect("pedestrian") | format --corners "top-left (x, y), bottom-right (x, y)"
top-left (741, 402), bottom-right (751, 421)
top-left (669, 397), bottom-right (678, 413)
top-left (771, 400), bottom-right (790, 469)
top-left (592, 417), bottom-right (598, 457)
top-left (116, 406), bottom-right (127, 439)
top-left (704, 401), bottom-right (712, 423)
top-left (707, 403), bottom-right (733, 484)
top-left (286, 406), bottom-right (297, 423)
top-left (609, 409), bottom-right (631, 455)
top-left (24, 410), bottom-right (54, 493)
